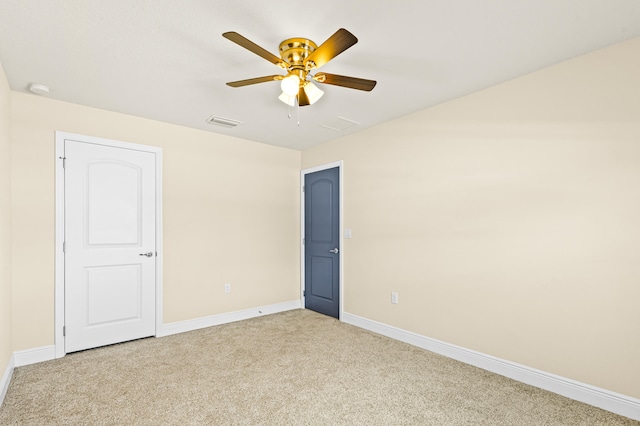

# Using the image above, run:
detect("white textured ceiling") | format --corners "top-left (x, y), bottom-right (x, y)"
top-left (1, 1), bottom-right (639, 150)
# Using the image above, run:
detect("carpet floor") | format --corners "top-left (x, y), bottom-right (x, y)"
top-left (0, 309), bottom-right (637, 425)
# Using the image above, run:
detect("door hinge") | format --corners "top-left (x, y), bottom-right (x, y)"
top-left (63, 241), bottom-right (65, 253)
top-left (303, 290), bottom-right (306, 297)
top-left (59, 156), bottom-right (66, 168)
top-left (302, 185), bottom-right (305, 193)
top-left (302, 238), bottom-right (305, 245)
top-left (63, 326), bottom-right (66, 336)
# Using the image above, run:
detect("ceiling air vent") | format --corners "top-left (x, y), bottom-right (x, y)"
top-left (320, 116), bottom-right (360, 132)
top-left (206, 115), bottom-right (242, 128)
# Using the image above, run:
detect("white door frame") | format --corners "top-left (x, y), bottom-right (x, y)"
top-left (300, 160), bottom-right (344, 319)
top-left (54, 131), bottom-right (163, 358)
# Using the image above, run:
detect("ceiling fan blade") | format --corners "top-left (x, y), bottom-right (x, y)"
top-left (304, 28), bottom-right (358, 70)
top-left (298, 86), bottom-right (310, 106)
top-left (226, 75), bottom-right (283, 87)
top-left (313, 73), bottom-right (377, 91)
top-left (223, 32), bottom-right (287, 68)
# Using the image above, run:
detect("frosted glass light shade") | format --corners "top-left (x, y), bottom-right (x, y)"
top-left (280, 75), bottom-right (300, 96)
top-left (304, 82), bottom-right (324, 105)
top-left (278, 92), bottom-right (296, 106)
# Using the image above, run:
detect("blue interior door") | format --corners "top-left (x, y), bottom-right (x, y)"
top-left (304, 167), bottom-right (340, 318)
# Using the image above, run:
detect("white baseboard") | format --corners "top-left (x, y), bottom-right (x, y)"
top-left (8, 301), bottom-right (300, 370)
top-left (341, 312), bottom-right (640, 422)
top-left (14, 345), bottom-right (56, 367)
top-left (157, 300), bottom-right (301, 337)
top-left (0, 353), bottom-right (15, 407)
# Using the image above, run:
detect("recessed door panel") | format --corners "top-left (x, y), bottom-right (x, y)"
top-left (310, 180), bottom-right (334, 244)
top-left (85, 264), bottom-right (141, 326)
top-left (87, 161), bottom-right (142, 246)
top-left (310, 256), bottom-right (334, 300)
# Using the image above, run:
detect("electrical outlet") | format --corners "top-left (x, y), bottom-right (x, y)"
top-left (224, 283), bottom-right (231, 294)
top-left (391, 291), bottom-right (398, 304)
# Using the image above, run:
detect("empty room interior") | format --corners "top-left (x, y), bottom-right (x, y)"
top-left (1, 1), bottom-right (640, 423)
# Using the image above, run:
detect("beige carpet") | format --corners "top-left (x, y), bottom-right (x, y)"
top-left (0, 309), bottom-right (636, 425)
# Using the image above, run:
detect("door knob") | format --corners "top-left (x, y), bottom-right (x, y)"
top-left (329, 248), bottom-right (339, 254)
top-left (139, 252), bottom-right (154, 257)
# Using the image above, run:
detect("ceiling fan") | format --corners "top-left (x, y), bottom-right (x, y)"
top-left (222, 28), bottom-right (376, 107)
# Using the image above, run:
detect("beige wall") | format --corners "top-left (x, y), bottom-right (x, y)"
top-left (10, 93), bottom-right (301, 350)
top-left (302, 37), bottom-right (640, 398)
top-left (0, 63), bottom-right (12, 373)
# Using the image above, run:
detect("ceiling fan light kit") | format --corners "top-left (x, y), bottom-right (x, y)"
top-left (223, 28), bottom-right (376, 111)
top-left (281, 74), bottom-right (301, 96)
top-left (278, 92), bottom-right (296, 107)
top-left (303, 81), bottom-right (324, 104)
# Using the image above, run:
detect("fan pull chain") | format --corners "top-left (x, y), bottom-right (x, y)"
top-left (285, 96), bottom-right (301, 126)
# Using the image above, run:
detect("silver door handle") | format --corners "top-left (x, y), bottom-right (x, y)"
top-left (139, 252), bottom-right (154, 257)
top-left (329, 248), bottom-right (339, 254)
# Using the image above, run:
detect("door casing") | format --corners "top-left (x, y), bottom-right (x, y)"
top-left (54, 131), bottom-right (163, 358)
top-left (300, 161), bottom-right (343, 319)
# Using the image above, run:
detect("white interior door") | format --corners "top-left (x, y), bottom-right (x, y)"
top-left (64, 140), bottom-right (157, 353)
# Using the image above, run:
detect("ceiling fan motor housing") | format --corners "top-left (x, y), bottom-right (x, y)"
top-left (279, 38), bottom-right (317, 66)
